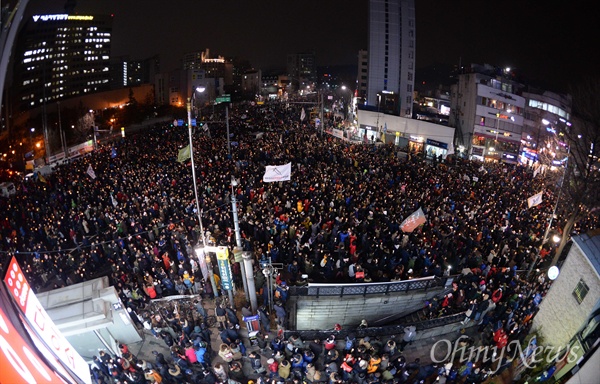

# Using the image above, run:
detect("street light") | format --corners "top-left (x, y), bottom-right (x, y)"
top-left (187, 91), bottom-right (218, 297)
top-left (29, 128), bottom-right (35, 153)
top-left (193, 86), bottom-right (206, 124)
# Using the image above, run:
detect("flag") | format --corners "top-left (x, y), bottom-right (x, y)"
top-left (38, 173), bottom-right (47, 183)
top-left (110, 193), bottom-right (118, 207)
top-left (533, 166), bottom-right (540, 178)
top-left (400, 207), bottom-right (427, 233)
top-left (279, 134), bottom-right (283, 144)
top-left (177, 145), bottom-right (191, 163)
top-left (263, 162), bottom-right (292, 182)
top-left (111, 147), bottom-right (117, 158)
top-left (87, 164), bottom-right (96, 179)
top-left (527, 191), bottom-right (543, 208)
top-left (479, 165), bottom-right (485, 173)
top-left (300, 108), bottom-right (306, 121)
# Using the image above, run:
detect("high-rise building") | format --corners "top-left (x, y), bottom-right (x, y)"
top-left (357, 49), bottom-right (368, 102)
top-left (287, 52), bottom-right (316, 90)
top-left (13, 13), bottom-right (113, 112)
top-left (367, 0), bottom-right (415, 117)
top-left (110, 54), bottom-right (160, 88)
top-left (182, 48), bottom-right (233, 86)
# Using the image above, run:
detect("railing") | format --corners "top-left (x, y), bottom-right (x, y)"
top-left (288, 275), bottom-right (454, 297)
top-left (283, 311), bottom-right (467, 341)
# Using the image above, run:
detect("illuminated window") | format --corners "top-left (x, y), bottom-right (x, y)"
top-left (573, 279), bottom-right (589, 304)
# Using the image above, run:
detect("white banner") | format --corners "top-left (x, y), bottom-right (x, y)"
top-left (86, 164), bottom-right (96, 179)
top-left (527, 191), bottom-right (543, 208)
top-left (263, 162), bottom-right (292, 182)
top-left (332, 128), bottom-right (344, 139)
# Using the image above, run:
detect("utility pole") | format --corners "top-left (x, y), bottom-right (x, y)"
top-left (226, 105), bottom-right (231, 157)
top-left (243, 251), bottom-right (257, 313)
top-left (187, 96), bottom-right (218, 297)
top-left (231, 178), bottom-right (249, 302)
top-left (57, 102), bottom-right (67, 158)
top-left (320, 91), bottom-right (324, 136)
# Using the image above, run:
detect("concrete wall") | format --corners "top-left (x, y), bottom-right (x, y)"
top-left (532, 241), bottom-right (600, 348)
top-left (292, 286), bottom-right (446, 330)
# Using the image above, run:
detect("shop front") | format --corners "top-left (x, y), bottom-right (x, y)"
top-left (358, 124), bottom-right (378, 143)
top-left (408, 135), bottom-right (425, 154)
top-left (519, 147), bottom-right (538, 165)
top-left (425, 138), bottom-right (449, 159)
top-left (502, 152), bottom-right (519, 164)
top-left (471, 146), bottom-right (484, 161)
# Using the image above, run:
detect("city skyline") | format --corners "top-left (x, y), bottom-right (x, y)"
top-left (22, 0), bottom-right (598, 93)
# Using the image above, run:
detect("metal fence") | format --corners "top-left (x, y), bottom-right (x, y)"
top-left (283, 311), bottom-right (467, 341)
top-left (288, 276), bottom-right (452, 297)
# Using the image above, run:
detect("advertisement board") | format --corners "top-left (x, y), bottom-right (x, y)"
top-left (215, 247), bottom-right (233, 291)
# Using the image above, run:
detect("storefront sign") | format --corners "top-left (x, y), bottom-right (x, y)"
top-left (472, 147), bottom-right (484, 156)
top-left (426, 139), bottom-right (448, 149)
top-left (3, 257), bottom-right (91, 384)
top-left (502, 153), bottom-right (518, 163)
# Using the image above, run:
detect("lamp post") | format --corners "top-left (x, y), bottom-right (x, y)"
top-left (527, 143), bottom-right (570, 278)
top-left (187, 90), bottom-right (218, 297)
top-left (29, 128), bottom-right (35, 153)
top-left (230, 177), bottom-right (249, 298)
top-left (192, 86), bottom-right (206, 129)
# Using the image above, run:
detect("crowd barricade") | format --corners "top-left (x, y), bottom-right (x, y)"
top-left (288, 275), bottom-right (456, 298)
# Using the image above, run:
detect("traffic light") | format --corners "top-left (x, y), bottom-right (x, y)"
top-left (199, 122), bottom-right (204, 127)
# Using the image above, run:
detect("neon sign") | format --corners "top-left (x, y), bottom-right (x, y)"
top-left (33, 14), bottom-right (94, 22)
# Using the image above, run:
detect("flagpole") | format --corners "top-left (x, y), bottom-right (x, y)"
top-left (187, 97), bottom-right (218, 297)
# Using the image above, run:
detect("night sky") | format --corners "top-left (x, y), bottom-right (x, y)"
top-left (25, 0), bottom-right (598, 93)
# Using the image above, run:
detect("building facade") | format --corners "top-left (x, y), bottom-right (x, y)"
top-left (357, 49), bottom-right (368, 103)
top-left (241, 69), bottom-right (261, 96)
top-left (13, 13), bottom-right (113, 112)
top-left (110, 54), bottom-right (160, 89)
top-left (287, 52), bottom-right (317, 90)
top-left (183, 49), bottom-right (232, 84)
top-left (520, 88), bottom-right (572, 166)
top-left (531, 232), bottom-right (600, 383)
top-left (367, 0), bottom-right (415, 118)
top-left (449, 64), bottom-right (525, 162)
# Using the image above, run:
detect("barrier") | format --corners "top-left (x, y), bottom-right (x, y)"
top-left (288, 275), bottom-right (452, 298)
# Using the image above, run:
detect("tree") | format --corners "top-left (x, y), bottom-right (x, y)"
top-left (549, 77), bottom-right (600, 265)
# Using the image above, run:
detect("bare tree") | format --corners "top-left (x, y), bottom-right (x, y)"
top-left (548, 77), bottom-right (600, 265)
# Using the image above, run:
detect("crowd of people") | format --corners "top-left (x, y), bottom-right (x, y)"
top-left (0, 99), bottom-right (598, 383)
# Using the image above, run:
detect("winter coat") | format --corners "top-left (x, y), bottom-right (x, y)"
top-left (278, 360), bottom-right (291, 379)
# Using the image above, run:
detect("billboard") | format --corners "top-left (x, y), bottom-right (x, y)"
top-left (3, 257), bottom-right (91, 384)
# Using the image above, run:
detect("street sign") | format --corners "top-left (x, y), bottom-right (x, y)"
top-left (191, 118), bottom-right (197, 127)
top-left (215, 94), bottom-right (231, 104)
top-left (177, 119), bottom-right (184, 126)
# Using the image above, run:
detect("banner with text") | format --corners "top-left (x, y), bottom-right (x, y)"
top-left (263, 162), bottom-right (292, 182)
top-left (400, 207), bottom-right (427, 233)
